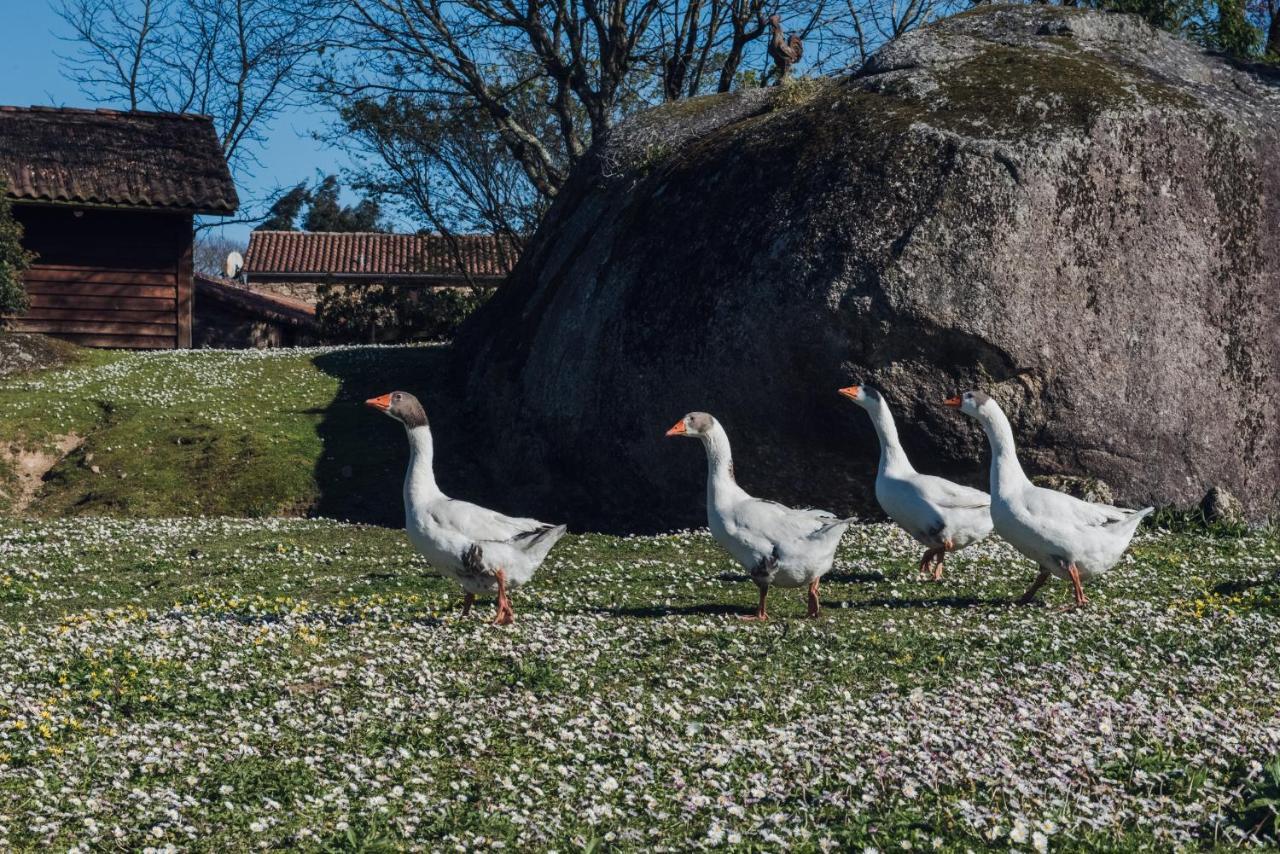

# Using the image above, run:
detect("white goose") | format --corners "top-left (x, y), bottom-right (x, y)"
top-left (367, 391), bottom-right (567, 625)
top-left (944, 390), bottom-right (1153, 607)
top-left (838, 385), bottom-right (993, 580)
top-left (666, 412), bottom-right (854, 620)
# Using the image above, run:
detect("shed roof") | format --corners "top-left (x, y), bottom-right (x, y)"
top-left (194, 273), bottom-right (317, 328)
top-left (244, 230), bottom-right (515, 280)
top-left (0, 106), bottom-right (238, 214)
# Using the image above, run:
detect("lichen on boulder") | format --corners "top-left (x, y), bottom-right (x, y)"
top-left (454, 5), bottom-right (1280, 532)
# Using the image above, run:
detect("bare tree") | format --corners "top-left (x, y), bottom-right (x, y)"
top-left (653, 0), bottom-right (786, 97)
top-left (340, 95), bottom-right (542, 261)
top-left (327, 0), bottom-right (844, 203)
top-left (55, 0), bottom-right (338, 171)
top-left (716, 0), bottom-right (772, 90)
top-left (841, 0), bottom-right (954, 66)
top-left (329, 0), bottom-right (671, 201)
top-left (55, 0), bottom-right (173, 111)
top-left (193, 231), bottom-right (245, 277)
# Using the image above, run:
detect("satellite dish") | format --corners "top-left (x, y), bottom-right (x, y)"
top-left (225, 251), bottom-right (244, 278)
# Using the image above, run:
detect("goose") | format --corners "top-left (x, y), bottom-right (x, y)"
top-left (367, 391), bottom-right (567, 625)
top-left (944, 390), bottom-right (1153, 607)
top-left (837, 385), bottom-right (993, 580)
top-left (666, 412), bottom-right (854, 620)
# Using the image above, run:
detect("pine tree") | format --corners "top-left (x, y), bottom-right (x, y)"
top-left (302, 176), bottom-right (383, 232)
top-left (1211, 0), bottom-right (1261, 56)
top-left (257, 183), bottom-right (311, 231)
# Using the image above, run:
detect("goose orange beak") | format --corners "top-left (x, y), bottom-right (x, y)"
top-left (837, 385), bottom-right (860, 401)
top-left (943, 395), bottom-right (963, 408)
top-left (365, 393), bottom-right (393, 412)
top-left (665, 419), bottom-right (687, 437)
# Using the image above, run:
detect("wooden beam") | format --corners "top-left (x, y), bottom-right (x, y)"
top-left (21, 307), bottom-right (179, 324)
top-left (176, 214), bottom-right (193, 348)
top-left (28, 293), bottom-right (176, 312)
top-left (24, 283), bottom-right (177, 299)
top-left (23, 267), bottom-right (179, 286)
top-left (11, 319), bottom-right (178, 336)
top-left (46, 333), bottom-right (176, 350)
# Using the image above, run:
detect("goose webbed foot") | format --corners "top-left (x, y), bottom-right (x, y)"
top-left (918, 547), bottom-right (944, 581)
top-left (932, 539), bottom-right (954, 582)
top-left (492, 569), bottom-right (515, 626)
top-left (739, 585), bottom-right (769, 621)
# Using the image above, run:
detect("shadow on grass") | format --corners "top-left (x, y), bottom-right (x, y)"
top-left (587, 602), bottom-right (753, 618)
top-left (1214, 571), bottom-right (1280, 596)
top-left (826, 570), bottom-right (887, 584)
top-left (309, 345), bottom-right (476, 526)
top-left (179, 609), bottom-right (445, 628)
top-left (717, 570), bottom-right (887, 584)
top-left (829, 595), bottom-right (1016, 610)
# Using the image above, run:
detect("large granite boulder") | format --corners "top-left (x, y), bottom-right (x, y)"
top-left (453, 5), bottom-right (1280, 532)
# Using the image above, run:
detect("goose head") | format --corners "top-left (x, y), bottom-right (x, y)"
top-left (943, 390), bottom-right (993, 421)
top-left (665, 411), bottom-right (717, 439)
top-left (836, 384), bottom-right (885, 410)
top-left (365, 391), bottom-right (429, 428)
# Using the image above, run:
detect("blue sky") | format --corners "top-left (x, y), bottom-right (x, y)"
top-left (0, 1), bottom-right (352, 245)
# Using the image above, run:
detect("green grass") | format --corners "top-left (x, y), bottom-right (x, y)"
top-left (0, 341), bottom-right (448, 521)
top-left (0, 340), bottom-right (1277, 849)
top-left (0, 516), bottom-right (1277, 850)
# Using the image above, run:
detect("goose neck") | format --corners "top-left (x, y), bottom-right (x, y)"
top-left (981, 406), bottom-right (1029, 495)
top-left (867, 401), bottom-right (914, 477)
top-left (404, 425), bottom-right (441, 505)
top-left (702, 425), bottom-right (739, 505)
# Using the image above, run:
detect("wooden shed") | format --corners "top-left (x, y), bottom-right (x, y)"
top-left (0, 106), bottom-right (238, 349)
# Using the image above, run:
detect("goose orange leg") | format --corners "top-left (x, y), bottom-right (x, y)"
top-left (493, 569), bottom-right (515, 625)
top-left (1065, 562), bottom-right (1088, 609)
top-left (932, 539), bottom-right (955, 581)
top-left (740, 583), bottom-right (769, 621)
top-left (461, 592), bottom-right (476, 616)
top-left (804, 579), bottom-right (821, 619)
top-left (1018, 569), bottom-right (1051, 605)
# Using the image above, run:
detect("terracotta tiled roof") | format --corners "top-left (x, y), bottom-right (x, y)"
top-left (244, 231), bottom-right (515, 280)
top-left (0, 106), bottom-right (237, 214)
top-left (194, 273), bottom-right (316, 328)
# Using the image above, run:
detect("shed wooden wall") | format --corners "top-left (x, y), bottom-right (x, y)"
top-left (10, 205), bottom-right (192, 349)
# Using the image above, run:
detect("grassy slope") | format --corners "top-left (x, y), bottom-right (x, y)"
top-left (0, 343), bottom-right (447, 521)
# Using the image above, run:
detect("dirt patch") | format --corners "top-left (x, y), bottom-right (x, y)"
top-left (1, 434), bottom-right (83, 513)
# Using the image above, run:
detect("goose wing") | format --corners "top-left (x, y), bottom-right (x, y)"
top-left (429, 497), bottom-right (553, 546)
top-left (911, 474), bottom-right (991, 511)
top-left (731, 497), bottom-right (843, 544)
top-left (1022, 486), bottom-right (1139, 530)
